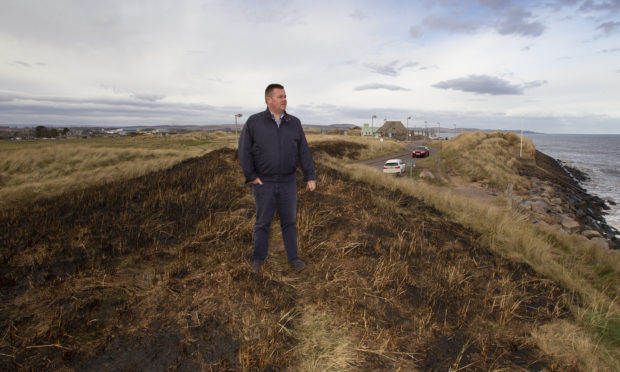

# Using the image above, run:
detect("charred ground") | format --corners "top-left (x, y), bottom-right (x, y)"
top-left (1, 141), bottom-right (577, 370)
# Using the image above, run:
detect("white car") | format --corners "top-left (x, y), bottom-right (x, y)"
top-left (383, 159), bottom-right (406, 176)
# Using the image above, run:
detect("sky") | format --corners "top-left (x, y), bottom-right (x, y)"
top-left (1, 0), bottom-right (619, 133)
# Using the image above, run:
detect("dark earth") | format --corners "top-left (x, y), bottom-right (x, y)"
top-left (0, 142), bottom-right (585, 370)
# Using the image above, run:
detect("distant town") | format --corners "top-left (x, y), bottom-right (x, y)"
top-left (0, 123), bottom-right (541, 141)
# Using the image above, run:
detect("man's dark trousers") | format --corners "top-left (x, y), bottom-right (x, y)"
top-left (252, 181), bottom-right (299, 263)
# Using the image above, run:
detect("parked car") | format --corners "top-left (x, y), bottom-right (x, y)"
top-left (383, 159), bottom-right (406, 176)
top-left (412, 146), bottom-right (430, 158)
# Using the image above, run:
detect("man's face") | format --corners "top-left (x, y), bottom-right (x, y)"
top-left (266, 88), bottom-right (287, 114)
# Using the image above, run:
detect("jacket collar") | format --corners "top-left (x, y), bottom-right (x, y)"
top-left (265, 108), bottom-right (289, 122)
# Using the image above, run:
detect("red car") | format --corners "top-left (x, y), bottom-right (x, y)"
top-left (412, 146), bottom-right (430, 158)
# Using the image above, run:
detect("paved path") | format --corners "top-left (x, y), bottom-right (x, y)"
top-left (359, 141), bottom-right (500, 202)
top-left (360, 141), bottom-right (438, 170)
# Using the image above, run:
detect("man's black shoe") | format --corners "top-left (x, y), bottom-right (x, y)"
top-left (251, 261), bottom-right (263, 273)
top-left (291, 259), bottom-right (306, 271)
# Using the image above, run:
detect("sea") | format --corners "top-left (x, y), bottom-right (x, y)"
top-left (525, 133), bottom-right (620, 233)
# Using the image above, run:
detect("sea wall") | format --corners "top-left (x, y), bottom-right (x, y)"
top-left (512, 150), bottom-right (619, 250)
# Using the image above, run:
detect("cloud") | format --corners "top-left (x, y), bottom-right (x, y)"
top-left (433, 75), bottom-right (546, 95)
top-left (600, 47), bottom-right (620, 52)
top-left (416, 3), bottom-right (545, 38)
top-left (596, 21), bottom-right (620, 36)
top-left (364, 60), bottom-right (420, 76)
top-left (580, 0), bottom-right (620, 15)
top-left (12, 60), bottom-right (47, 68)
top-left (354, 83), bottom-right (410, 91)
top-left (478, 0), bottom-right (514, 10)
top-left (0, 91), bottom-right (219, 125)
top-left (422, 15), bottom-right (478, 33)
top-left (350, 9), bottom-right (368, 20)
top-left (522, 80), bottom-right (548, 89)
top-left (101, 85), bottom-right (166, 102)
top-left (495, 7), bottom-right (545, 37)
top-left (132, 93), bottom-right (166, 102)
top-left (546, 0), bottom-right (581, 11)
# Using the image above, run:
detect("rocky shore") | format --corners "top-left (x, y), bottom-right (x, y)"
top-left (513, 150), bottom-right (619, 250)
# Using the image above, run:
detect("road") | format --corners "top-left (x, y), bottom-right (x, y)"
top-left (361, 141), bottom-right (438, 169)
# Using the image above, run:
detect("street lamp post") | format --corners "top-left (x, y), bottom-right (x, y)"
top-left (424, 121), bottom-right (428, 138)
top-left (437, 122), bottom-right (440, 139)
top-left (234, 113), bottom-right (243, 142)
top-left (407, 116), bottom-right (411, 141)
top-left (371, 114), bottom-right (376, 135)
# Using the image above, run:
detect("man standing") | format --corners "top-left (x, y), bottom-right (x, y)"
top-left (238, 84), bottom-right (316, 272)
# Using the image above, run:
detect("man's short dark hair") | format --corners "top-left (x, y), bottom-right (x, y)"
top-left (265, 83), bottom-right (285, 97)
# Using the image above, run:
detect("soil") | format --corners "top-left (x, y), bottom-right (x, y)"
top-left (0, 142), bottom-right (580, 370)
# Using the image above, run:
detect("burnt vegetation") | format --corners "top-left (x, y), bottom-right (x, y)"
top-left (1, 141), bottom-right (578, 370)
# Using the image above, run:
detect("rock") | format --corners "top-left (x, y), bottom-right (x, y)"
top-left (561, 216), bottom-right (580, 233)
top-left (510, 195), bottom-right (523, 207)
top-left (550, 205), bottom-right (564, 214)
top-left (565, 164), bottom-right (591, 182)
top-left (582, 230), bottom-right (602, 239)
top-left (542, 184), bottom-right (555, 194)
top-left (419, 169), bottom-right (434, 180)
top-left (519, 201), bottom-right (533, 211)
top-left (531, 200), bottom-right (548, 215)
top-left (591, 238), bottom-right (609, 249)
top-left (551, 214), bottom-right (564, 224)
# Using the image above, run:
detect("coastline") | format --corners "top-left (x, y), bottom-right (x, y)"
top-left (525, 133), bottom-right (620, 234)
top-left (516, 150), bottom-right (619, 249)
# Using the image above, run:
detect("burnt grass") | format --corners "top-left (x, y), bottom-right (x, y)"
top-left (0, 141), bottom-right (577, 371)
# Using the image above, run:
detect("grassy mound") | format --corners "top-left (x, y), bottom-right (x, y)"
top-left (337, 161), bottom-right (620, 370)
top-left (441, 131), bottom-right (536, 191)
top-left (1, 142), bottom-right (587, 370)
top-left (0, 132), bottom-right (233, 209)
top-left (0, 132), bottom-right (404, 209)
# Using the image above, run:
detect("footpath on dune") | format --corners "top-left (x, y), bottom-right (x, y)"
top-left (1, 141), bottom-right (580, 370)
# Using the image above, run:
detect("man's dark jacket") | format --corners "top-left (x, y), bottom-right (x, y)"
top-left (238, 109), bottom-right (316, 184)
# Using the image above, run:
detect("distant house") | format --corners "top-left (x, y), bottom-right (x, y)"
top-left (361, 123), bottom-right (379, 137)
top-left (120, 128), bottom-right (138, 136)
top-left (377, 121), bottom-right (407, 140)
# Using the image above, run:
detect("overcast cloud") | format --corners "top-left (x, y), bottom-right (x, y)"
top-left (354, 83), bottom-right (411, 91)
top-left (364, 61), bottom-right (420, 76)
top-left (433, 75), bottom-right (547, 95)
top-left (1, 0), bottom-right (619, 133)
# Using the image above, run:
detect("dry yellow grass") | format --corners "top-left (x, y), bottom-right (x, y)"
top-left (0, 132), bottom-right (235, 208)
top-left (3, 132), bottom-right (617, 369)
top-left (306, 133), bottom-right (405, 161)
top-left (332, 161), bottom-right (620, 371)
top-left (292, 307), bottom-right (358, 371)
top-left (2, 139), bottom-right (614, 370)
top-left (440, 131), bottom-right (536, 191)
top-left (0, 131), bottom-right (398, 209)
